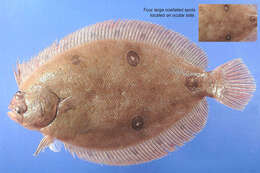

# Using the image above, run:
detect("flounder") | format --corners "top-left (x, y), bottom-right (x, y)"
top-left (199, 4), bottom-right (257, 42)
top-left (8, 20), bottom-right (256, 165)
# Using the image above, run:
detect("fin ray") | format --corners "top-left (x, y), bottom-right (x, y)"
top-left (34, 135), bottom-right (54, 156)
top-left (211, 59), bottom-right (256, 110)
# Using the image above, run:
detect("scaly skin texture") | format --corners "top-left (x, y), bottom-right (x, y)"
top-left (20, 40), bottom-right (209, 150)
top-left (199, 4), bottom-right (257, 42)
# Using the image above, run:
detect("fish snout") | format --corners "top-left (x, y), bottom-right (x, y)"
top-left (8, 111), bottom-right (23, 124)
top-left (8, 91), bottom-right (27, 124)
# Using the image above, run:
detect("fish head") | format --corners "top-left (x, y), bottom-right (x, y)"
top-left (8, 91), bottom-right (27, 125)
top-left (8, 89), bottom-right (59, 130)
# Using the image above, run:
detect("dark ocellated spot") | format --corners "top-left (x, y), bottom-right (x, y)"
top-left (185, 75), bottom-right (199, 91)
top-left (224, 4), bottom-right (229, 12)
top-left (225, 34), bottom-right (231, 41)
top-left (132, 116), bottom-right (144, 130)
top-left (71, 55), bottom-right (81, 65)
top-left (249, 16), bottom-right (256, 23)
top-left (127, 51), bottom-right (140, 67)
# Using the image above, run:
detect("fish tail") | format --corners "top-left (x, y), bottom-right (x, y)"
top-left (210, 59), bottom-right (256, 110)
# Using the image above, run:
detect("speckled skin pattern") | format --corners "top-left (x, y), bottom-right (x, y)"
top-left (19, 40), bottom-right (209, 150)
top-left (199, 4), bottom-right (257, 42)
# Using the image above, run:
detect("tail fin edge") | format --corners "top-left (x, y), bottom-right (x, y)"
top-left (212, 59), bottom-right (256, 111)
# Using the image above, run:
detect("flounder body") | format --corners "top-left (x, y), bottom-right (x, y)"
top-left (199, 4), bottom-right (257, 41)
top-left (8, 20), bottom-right (256, 165)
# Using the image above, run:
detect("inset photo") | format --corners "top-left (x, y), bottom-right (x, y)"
top-left (199, 4), bottom-right (257, 42)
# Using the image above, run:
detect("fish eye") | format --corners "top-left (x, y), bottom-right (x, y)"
top-left (14, 105), bottom-right (27, 114)
top-left (16, 91), bottom-right (22, 95)
top-left (14, 107), bottom-right (21, 114)
top-left (15, 91), bottom-right (24, 100)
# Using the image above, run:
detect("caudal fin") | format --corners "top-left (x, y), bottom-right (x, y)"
top-left (211, 59), bottom-right (256, 111)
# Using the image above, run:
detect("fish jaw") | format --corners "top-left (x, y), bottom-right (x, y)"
top-left (8, 111), bottom-right (23, 124)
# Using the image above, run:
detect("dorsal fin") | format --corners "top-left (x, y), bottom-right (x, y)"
top-left (16, 20), bottom-right (208, 87)
top-left (63, 98), bottom-right (208, 165)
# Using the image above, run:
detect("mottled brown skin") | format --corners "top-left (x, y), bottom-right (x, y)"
top-left (199, 4), bottom-right (257, 42)
top-left (19, 40), bottom-right (212, 150)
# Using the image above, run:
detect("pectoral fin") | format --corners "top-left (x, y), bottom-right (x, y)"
top-left (57, 96), bottom-right (77, 115)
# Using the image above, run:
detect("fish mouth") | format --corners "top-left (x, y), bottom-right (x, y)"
top-left (7, 111), bottom-right (23, 124)
top-left (8, 91), bottom-right (27, 124)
